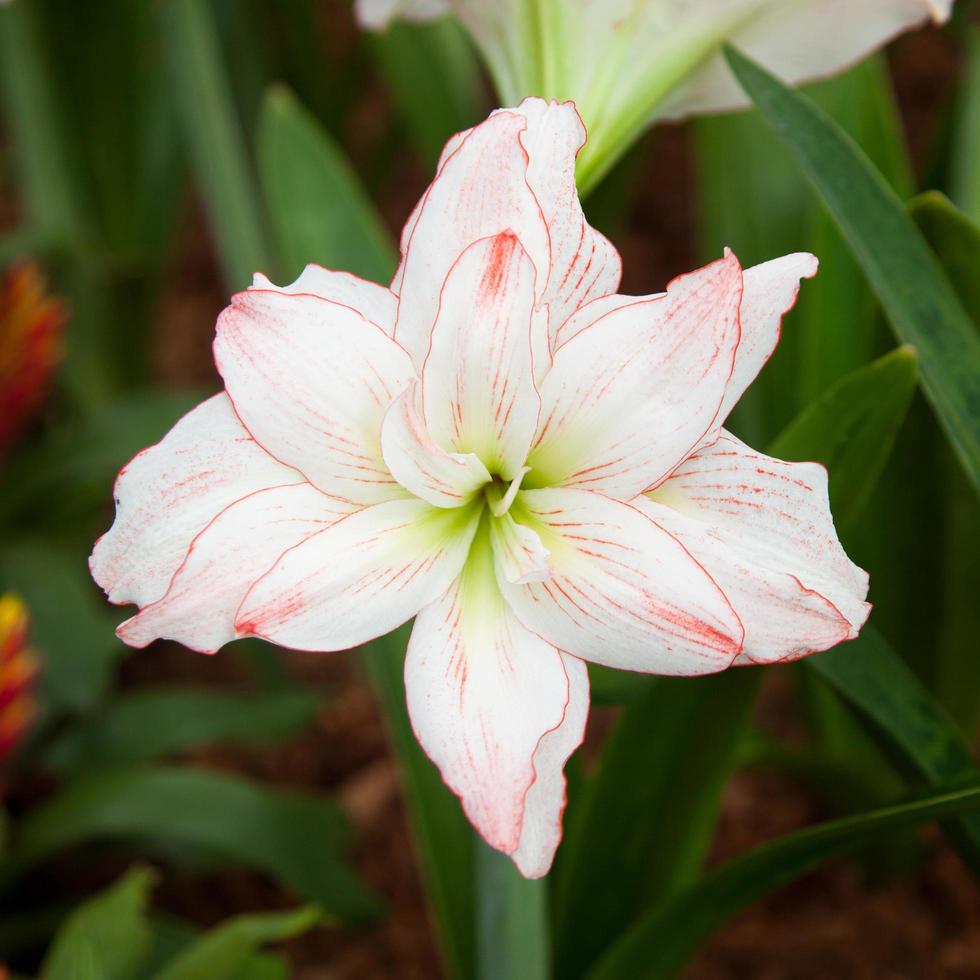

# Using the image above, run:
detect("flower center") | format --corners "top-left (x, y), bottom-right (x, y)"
top-left (487, 466), bottom-right (531, 518)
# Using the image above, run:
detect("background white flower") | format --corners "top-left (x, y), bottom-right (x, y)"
top-left (356, 0), bottom-right (954, 188)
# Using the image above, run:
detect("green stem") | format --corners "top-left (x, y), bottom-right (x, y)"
top-left (476, 840), bottom-right (549, 980)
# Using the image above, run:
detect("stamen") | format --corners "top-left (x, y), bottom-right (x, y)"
top-left (490, 466), bottom-right (531, 517)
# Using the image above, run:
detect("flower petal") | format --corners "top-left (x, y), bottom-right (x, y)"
top-left (512, 652), bottom-right (588, 878)
top-left (381, 383), bottom-right (491, 508)
top-left (717, 252), bottom-right (818, 426)
top-left (490, 511), bottom-right (551, 584)
top-left (527, 251), bottom-right (743, 498)
top-left (422, 233), bottom-right (541, 479)
top-left (406, 524), bottom-right (587, 876)
top-left (393, 99), bottom-right (620, 365)
top-left (117, 484), bottom-right (352, 654)
top-left (214, 289), bottom-right (415, 505)
top-left (252, 265), bottom-right (397, 336)
top-left (355, 0), bottom-right (450, 30)
top-left (90, 394), bottom-right (303, 608)
top-left (511, 98), bottom-right (622, 342)
top-left (660, 0), bottom-right (952, 120)
top-left (393, 110), bottom-right (551, 366)
top-left (644, 431), bottom-right (870, 663)
top-left (499, 488), bottom-right (743, 674)
top-left (236, 497), bottom-right (481, 651)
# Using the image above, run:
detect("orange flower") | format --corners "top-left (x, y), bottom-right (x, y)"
top-left (0, 262), bottom-right (66, 453)
top-left (0, 595), bottom-right (40, 763)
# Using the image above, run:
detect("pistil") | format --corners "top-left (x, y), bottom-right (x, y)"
top-left (489, 466), bottom-right (531, 517)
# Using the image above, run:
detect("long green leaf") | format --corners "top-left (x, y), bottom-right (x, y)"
top-left (726, 45), bottom-right (980, 497)
top-left (0, 1), bottom-right (84, 247)
top-left (951, 25), bottom-right (980, 224)
top-left (43, 687), bottom-right (318, 772)
top-left (908, 191), bottom-right (980, 732)
top-left (42, 867), bottom-right (156, 980)
top-left (361, 628), bottom-right (475, 979)
top-left (256, 85), bottom-right (396, 283)
top-left (152, 905), bottom-right (322, 980)
top-left (6, 767), bottom-right (378, 921)
top-left (808, 626), bottom-right (980, 871)
top-left (768, 346), bottom-right (919, 533)
top-left (162, 0), bottom-right (272, 288)
top-left (910, 191), bottom-right (980, 322)
top-left (588, 784), bottom-right (980, 980)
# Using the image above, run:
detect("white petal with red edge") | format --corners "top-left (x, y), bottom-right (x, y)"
top-left (117, 483), bottom-right (352, 654)
top-left (510, 98), bottom-right (621, 342)
top-left (528, 252), bottom-right (743, 498)
top-left (645, 431), bottom-right (869, 663)
top-left (381, 383), bottom-right (491, 508)
top-left (236, 497), bottom-right (481, 651)
top-left (716, 253), bottom-right (818, 426)
top-left (406, 529), bottom-right (586, 876)
top-left (393, 110), bottom-right (551, 366)
top-left (513, 652), bottom-right (588, 878)
top-left (499, 488), bottom-right (743, 674)
top-left (422, 233), bottom-right (541, 479)
top-left (252, 266), bottom-right (397, 336)
top-left (214, 289), bottom-right (415, 505)
top-left (90, 394), bottom-right (303, 608)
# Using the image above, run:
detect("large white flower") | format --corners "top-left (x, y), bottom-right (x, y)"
top-left (91, 98), bottom-right (869, 877)
top-left (356, 0), bottom-right (953, 188)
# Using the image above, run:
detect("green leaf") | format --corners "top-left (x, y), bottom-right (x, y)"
top-left (0, 539), bottom-right (121, 714)
top-left (361, 627), bottom-right (475, 979)
top-left (951, 25), bottom-right (980, 225)
top-left (139, 917), bottom-right (288, 980)
top-left (768, 346), bottom-right (919, 532)
top-left (588, 784), bottom-right (980, 980)
top-left (908, 192), bottom-right (980, 733)
top-left (43, 687), bottom-right (318, 772)
top-left (162, 0), bottom-right (272, 288)
top-left (552, 669), bottom-right (761, 980)
top-left (910, 191), bottom-right (980, 324)
top-left (807, 625), bottom-right (980, 870)
top-left (370, 18), bottom-right (482, 168)
top-left (476, 842), bottom-right (547, 980)
top-left (0, 1), bottom-right (85, 248)
top-left (42, 866), bottom-right (156, 980)
top-left (256, 85), bottom-right (396, 283)
top-left (725, 45), bottom-right (980, 498)
top-left (6, 766), bottom-right (378, 921)
top-left (151, 905), bottom-right (322, 980)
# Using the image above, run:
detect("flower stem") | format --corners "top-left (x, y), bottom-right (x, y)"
top-left (476, 839), bottom-right (549, 980)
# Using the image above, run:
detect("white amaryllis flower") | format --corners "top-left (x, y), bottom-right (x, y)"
top-left (356, 0), bottom-right (953, 189)
top-left (91, 99), bottom-right (869, 877)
